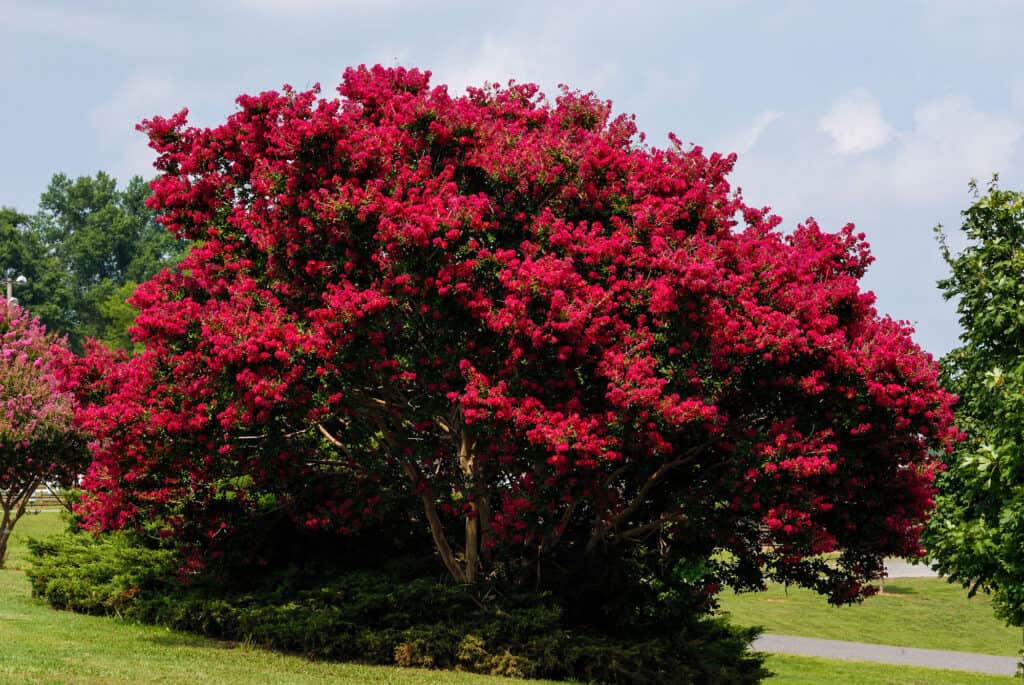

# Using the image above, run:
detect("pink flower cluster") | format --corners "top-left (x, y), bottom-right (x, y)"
top-left (0, 306), bottom-right (82, 523)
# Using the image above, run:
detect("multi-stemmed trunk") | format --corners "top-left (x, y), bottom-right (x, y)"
top-left (0, 478), bottom-right (39, 569)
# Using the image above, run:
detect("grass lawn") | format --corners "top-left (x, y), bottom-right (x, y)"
top-left (764, 654), bottom-right (1020, 684)
top-left (0, 513), bottom-right (560, 685)
top-left (718, 576), bottom-right (1024, 657)
top-left (4, 513), bottom-right (1022, 684)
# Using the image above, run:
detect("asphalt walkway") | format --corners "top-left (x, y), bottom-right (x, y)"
top-left (754, 634), bottom-right (1019, 676)
top-left (752, 561), bottom-right (1020, 676)
top-left (883, 558), bottom-right (939, 578)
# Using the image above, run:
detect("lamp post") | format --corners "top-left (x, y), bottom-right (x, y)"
top-left (3, 274), bottom-right (26, 309)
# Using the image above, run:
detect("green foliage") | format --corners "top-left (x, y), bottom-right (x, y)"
top-left (35, 173), bottom-right (178, 286)
top-left (96, 281), bottom-right (143, 351)
top-left (0, 207), bottom-right (74, 335)
top-left (4, 519), bottom-right (563, 684)
top-left (0, 172), bottom-right (186, 350)
top-left (27, 533), bottom-right (766, 684)
top-left (34, 172), bottom-right (187, 349)
top-left (925, 177), bottom-right (1024, 625)
top-left (26, 533), bottom-right (177, 616)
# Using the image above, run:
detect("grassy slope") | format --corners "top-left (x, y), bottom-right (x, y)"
top-left (0, 513), bottom-right (558, 685)
top-left (4, 514), bottom-right (1019, 684)
top-left (718, 577), bottom-right (1023, 656)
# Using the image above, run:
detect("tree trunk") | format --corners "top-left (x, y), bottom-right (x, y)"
top-left (0, 484), bottom-right (33, 569)
top-left (458, 419), bottom-right (487, 583)
top-left (464, 511), bottom-right (479, 584)
top-left (0, 527), bottom-right (9, 569)
top-left (0, 497), bottom-right (28, 569)
top-left (399, 458), bottom-right (468, 584)
top-left (368, 407), bottom-right (471, 584)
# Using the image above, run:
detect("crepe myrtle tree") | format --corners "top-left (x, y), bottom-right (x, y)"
top-left (0, 305), bottom-right (82, 567)
top-left (66, 65), bottom-right (957, 606)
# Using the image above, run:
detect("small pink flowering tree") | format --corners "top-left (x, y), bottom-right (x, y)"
top-left (0, 305), bottom-right (82, 567)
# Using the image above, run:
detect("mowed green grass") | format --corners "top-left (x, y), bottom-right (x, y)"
top-left (0, 513), bottom-right (561, 685)
top-left (3, 509), bottom-right (65, 567)
top-left (763, 655), bottom-right (1019, 684)
top-left (3, 513), bottom-right (1021, 684)
top-left (718, 576), bottom-right (1024, 656)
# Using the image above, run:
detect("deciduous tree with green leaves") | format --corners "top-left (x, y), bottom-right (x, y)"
top-left (0, 207), bottom-right (74, 336)
top-left (13, 172), bottom-right (186, 350)
top-left (925, 178), bottom-right (1024, 624)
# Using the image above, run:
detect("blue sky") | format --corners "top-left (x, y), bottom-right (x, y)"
top-left (3, 0), bottom-right (1023, 357)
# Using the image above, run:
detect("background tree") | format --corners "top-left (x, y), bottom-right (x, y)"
top-left (69, 67), bottom-right (957, 624)
top-left (0, 208), bottom-right (74, 336)
top-left (0, 305), bottom-right (83, 567)
top-left (924, 178), bottom-right (1024, 624)
top-left (31, 172), bottom-right (185, 350)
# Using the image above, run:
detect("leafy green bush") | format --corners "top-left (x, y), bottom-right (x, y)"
top-left (26, 533), bottom-right (176, 617)
top-left (28, 532), bottom-right (767, 684)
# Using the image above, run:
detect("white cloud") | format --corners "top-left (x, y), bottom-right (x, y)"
top-left (726, 109), bottom-right (783, 155)
top-left (870, 95), bottom-right (1023, 202)
top-left (434, 33), bottom-right (551, 94)
top-left (431, 21), bottom-right (627, 101)
top-left (818, 88), bottom-right (893, 155)
top-left (738, 90), bottom-right (1024, 215)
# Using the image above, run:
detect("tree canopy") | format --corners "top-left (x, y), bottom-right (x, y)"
top-left (0, 207), bottom-right (74, 337)
top-left (0, 172), bottom-right (185, 351)
top-left (65, 66), bottom-right (957, 613)
top-left (924, 179), bottom-right (1024, 624)
top-left (0, 305), bottom-right (83, 567)
top-left (33, 172), bottom-right (186, 349)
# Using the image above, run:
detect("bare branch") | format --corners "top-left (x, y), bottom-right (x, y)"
top-left (545, 499), bottom-right (580, 552)
top-left (587, 437), bottom-right (718, 553)
top-left (400, 457), bottom-right (468, 584)
top-left (316, 423), bottom-right (345, 448)
top-left (618, 512), bottom-right (683, 542)
top-left (44, 483), bottom-right (74, 513)
top-left (369, 412), bottom-right (468, 584)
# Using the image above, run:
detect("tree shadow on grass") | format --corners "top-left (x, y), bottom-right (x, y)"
top-left (144, 633), bottom-right (240, 650)
top-left (877, 584), bottom-right (917, 596)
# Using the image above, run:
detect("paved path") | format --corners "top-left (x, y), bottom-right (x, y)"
top-left (754, 634), bottom-right (1020, 676)
top-left (752, 560), bottom-right (1009, 674)
top-left (883, 558), bottom-right (939, 578)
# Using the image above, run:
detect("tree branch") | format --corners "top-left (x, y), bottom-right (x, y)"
top-left (587, 437), bottom-right (717, 553)
top-left (400, 457), bottom-right (468, 584)
top-left (369, 412), bottom-right (468, 584)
